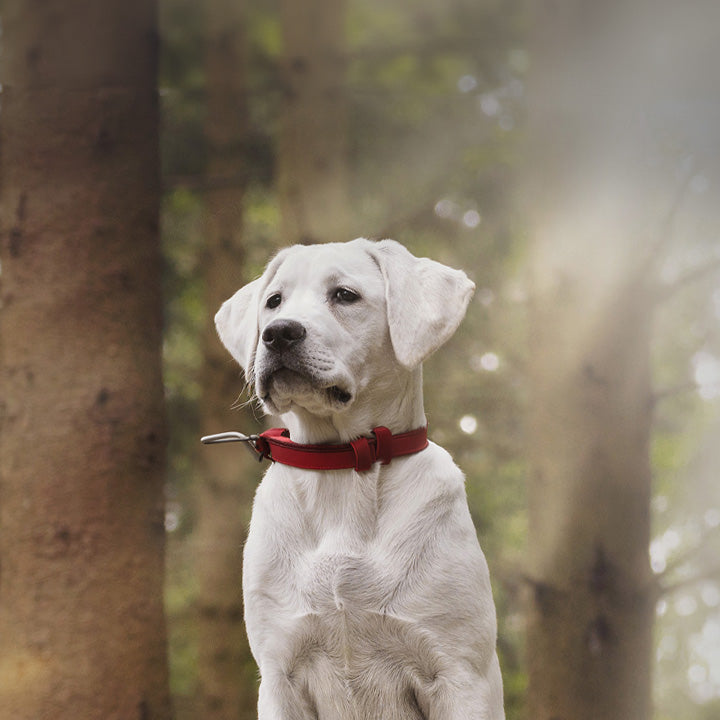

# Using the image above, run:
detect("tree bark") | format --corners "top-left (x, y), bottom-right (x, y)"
top-left (277, 0), bottom-right (350, 245)
top-left (524, 2), bottom-right (656, 718)
top-left (0, 1), bottom-right (171, 719)
top-left (196, 0), bottom-right (262, 717)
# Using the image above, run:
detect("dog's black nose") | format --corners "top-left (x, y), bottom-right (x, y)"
top-left (262, 319), bottom-right (306, 352)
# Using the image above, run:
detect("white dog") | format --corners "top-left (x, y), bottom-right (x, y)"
top-left (214, 238), bottom-right (504, 719)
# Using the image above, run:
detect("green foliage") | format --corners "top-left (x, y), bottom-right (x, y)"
top-left (160, 0), bottom-right (207, 178)
top-left (159, 0), bottom-right (720, 717)
top-left (162, 188), bottom-right (205, 508)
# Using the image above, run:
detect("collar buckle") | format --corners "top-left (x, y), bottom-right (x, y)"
top-left (200, 431), bottom-right (266, 462)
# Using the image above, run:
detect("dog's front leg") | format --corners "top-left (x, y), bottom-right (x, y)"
top-left (409, 658), bottom-right (504, 720)
top-left (257, 670), bottom-right (318, 720)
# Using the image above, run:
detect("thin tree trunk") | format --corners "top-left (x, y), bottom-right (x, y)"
top-left (524, 1), bottom-right (656, 718)
top-left (0, 2), bottom-right (171, 718)
top-left (196, 1), bottom-right (260, 717)
top-left (277, 0), bottom-right (350, 245)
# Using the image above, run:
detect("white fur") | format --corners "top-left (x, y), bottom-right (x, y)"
top-left (216, 238), bottom-right (504, 719)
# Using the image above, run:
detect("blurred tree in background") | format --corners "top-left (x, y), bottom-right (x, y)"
top-left (521, 3), bottom-right (720, 719)
top-left (193, 0), bottom-right (259, 719)
top-left (0, 1), bottom-right (171, 718)
top-left (523, 3), bottom-right (660, 717)
top-left (277, 0), bottom-right (351, 244)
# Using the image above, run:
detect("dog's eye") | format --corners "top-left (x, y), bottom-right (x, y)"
top-left (333, 288), bottom-right (360, 304)
top-left (266, 293), bottom-right (282, 309)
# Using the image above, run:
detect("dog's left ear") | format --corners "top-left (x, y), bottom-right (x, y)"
top-left (370, 239), bottom-right (476, 369)
top-left (215, 277), bottom-right (264, 378)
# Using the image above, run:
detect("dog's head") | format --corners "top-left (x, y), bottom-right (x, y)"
top-left (215, 239), bottom-right (475, 418)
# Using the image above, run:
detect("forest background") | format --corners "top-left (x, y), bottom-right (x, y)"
top-left (1, 0), bottom-right (719, 719)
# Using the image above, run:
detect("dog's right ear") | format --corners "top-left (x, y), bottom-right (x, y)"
top-left (215, 277), bottom-right (264, 377)
top-left (215, 249), bottom-right (289, 377)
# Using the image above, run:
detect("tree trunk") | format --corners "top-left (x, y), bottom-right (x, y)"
top-left (0, 2), bottom-right (171, 719)
top-left (277, 0), bottom-right (350, 245)
top-left (526, 272), bottom-right (655, 720)
top-left (524, 2), bottom-right (656, 718)
top-left (196, 1), bottom-right (262, 717)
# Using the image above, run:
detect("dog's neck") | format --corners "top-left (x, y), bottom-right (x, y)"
top-left (275, 367), bottom-right (426, 445)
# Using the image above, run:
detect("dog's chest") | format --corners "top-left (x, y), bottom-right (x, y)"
top-left (300, 537), bottom-right (383, 613)
top-left (293, 472), bottom-right (384, 603)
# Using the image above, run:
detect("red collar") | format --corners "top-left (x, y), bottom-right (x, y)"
top-left (254, 425), bottom-right (429, 472)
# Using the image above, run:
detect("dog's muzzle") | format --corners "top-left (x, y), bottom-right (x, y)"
top-left (257, 318), bottom-right (353, 407)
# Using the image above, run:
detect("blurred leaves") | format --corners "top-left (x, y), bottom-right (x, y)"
top-left (159, 0), bottom-right (720, 717)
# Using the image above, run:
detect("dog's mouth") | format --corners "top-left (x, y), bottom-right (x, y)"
top-left (260, 383), bottom-right (352, 406)
top-left (258, 367), bottom-right (353, 411)
top-left (327, 385), bottom-right (352, 404)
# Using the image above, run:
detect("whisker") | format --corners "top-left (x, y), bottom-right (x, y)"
top-left (250, 398), bottom-right (265, 421)
top-left (228, 373), bottom-right (266, 417)
top-left (229, 392), bottom-right (246, 411)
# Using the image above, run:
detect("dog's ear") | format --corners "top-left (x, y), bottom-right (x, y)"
top-left (371, 239), bottom-right (475, 369)
top-left (215, 249), bottom-right (290, 376)
top-left (215, 277), bottom-right (265, 377)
